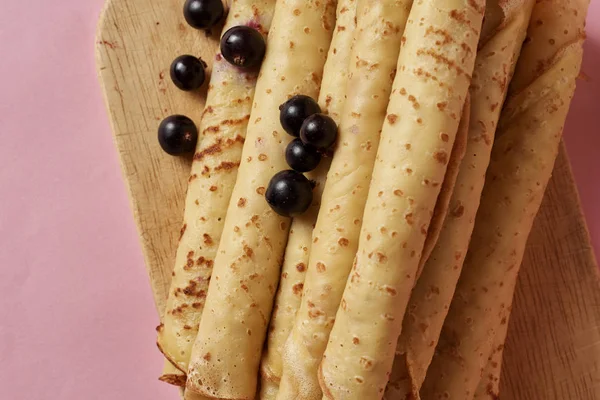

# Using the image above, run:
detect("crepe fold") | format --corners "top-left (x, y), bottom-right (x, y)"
top-left (420, 0), bottom-right (589, 398)
top-left (185, 0), bottom-right (337, 398)
top-left (417, 96), bottom-right (469, 280)
top-left (318, 1), bottom-right (484, 398)
top-left (276, 1), bottom-right (413, 399)
top-left (156, 0), bottom-right (276, 374)
top-left (160, 359), bottom-right (187, 387)
top-left (472, 305), bottom-right (511, 399)
top-left (259, 1), bottom-right (357, 398)
top-left (383, 1), bottom-right (534, 398)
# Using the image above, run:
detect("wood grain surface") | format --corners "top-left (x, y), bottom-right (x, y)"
top-left (95, 0), bottom-right (600, 397)
top-left (501, 151), bottom-right (600, 399)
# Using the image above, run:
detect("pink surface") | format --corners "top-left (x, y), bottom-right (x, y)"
top-left (0, 1), bottom-right (598, 399)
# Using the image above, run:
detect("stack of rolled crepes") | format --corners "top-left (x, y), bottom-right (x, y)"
top-left (384, 0), bottom-right (536, 397)
top-left (420, 0), bottom-right (589, 398)
top-left (259, 2), bottom-right (357, 398)
top-left (157, 0), bottom-right (277, 377)
top-left (153, 0), bottom-right (590, 399)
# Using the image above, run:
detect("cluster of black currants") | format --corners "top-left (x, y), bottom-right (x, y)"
top-left (266, 95), bottom-right (338, 218)
top-left (158, 0), bottom-right (267, 155)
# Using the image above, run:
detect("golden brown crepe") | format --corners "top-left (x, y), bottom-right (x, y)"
top-left (421, 1), bottom-right (589, 398)
top-left (185, 1), bottom-right (337, 398)
top-left (157, 0), bottom-right (276, 373)
top-left (276, 1), bottom-right (413, 398)
top-left (318, 1), bottom-right (484, 398)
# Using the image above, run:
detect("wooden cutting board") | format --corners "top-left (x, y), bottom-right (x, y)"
top-left (95, 0), bottom-right (600, 398)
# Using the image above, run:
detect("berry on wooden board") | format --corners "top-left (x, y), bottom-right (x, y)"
top-left (158, 115), bottom-right (198, 155)
top-left (183, 0), bottom-right (224, 30)
top-left (170, 55), bottom-right (206, 91)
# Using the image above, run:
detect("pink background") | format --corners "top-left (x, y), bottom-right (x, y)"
top-left (0, 0), bottom-right (598, 399)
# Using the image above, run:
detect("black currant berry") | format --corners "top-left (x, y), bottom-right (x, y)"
top-left (265, 170), bottom-right (314, 217)
top-left (220, 26), bottom-right (266, 69)
top-left (300, 113), bottom-right (338, 150)
top-left (183, 0), bottom-right (224, 30)
top-left (170, 55), bottom-right (206, 91)
top-left (285, 139), bottom-right (321, 172)
top-left (158, 115), bottom-right (198, 155)
top-left (279, 95), bottom-right (321, 137)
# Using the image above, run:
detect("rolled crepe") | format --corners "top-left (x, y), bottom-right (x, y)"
top-left (313, 0), bottom-right (357, 124)
top-left (157, 0), bottom-right (276, 373)
top-left (277, 1), bottom-right (413, 399)
top-left (384, 2), bottom-right (534, 398)
top-left (318, 1), bottom-right (484, 398)
top-left (185, 1), bottom-right (337, 398)
top-left (420, 0), bottom-right (589, 398)
top-left (260, 1), bottom-right (357, 397)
